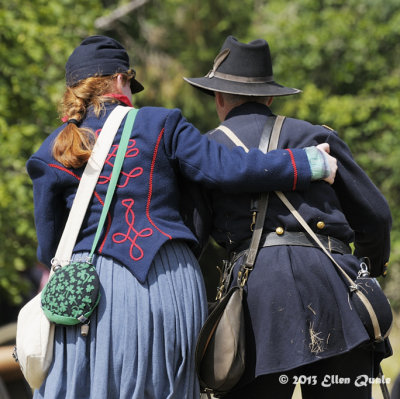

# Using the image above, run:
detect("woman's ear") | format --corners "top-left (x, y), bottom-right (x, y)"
top-left (115, 74), bottom-right (125, 94)
top-left (115, 74), bottom-right (132, 98)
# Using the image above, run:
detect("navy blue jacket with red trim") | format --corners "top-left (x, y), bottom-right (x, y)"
top-left (202, 102), bottom-right (391, 276)
top-left (27, 102), bottom-right (312, 283)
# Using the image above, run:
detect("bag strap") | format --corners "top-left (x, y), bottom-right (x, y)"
top-left (88, 108), bottom-right (138, 261)
top-left (216, 116), bottom-right (285, 285)
top-left (274, 190), bottom-right (383, 341)
top-left (243, 116), bottom-right (284, 273)
top-left (216, 125), bottom-right (248, 149)
top-left (52, 106), bottom-right (134, 268)
top-left (216, 115), bottom-right (284, 153)
top-left (378, 366), bottom-right (391, 399)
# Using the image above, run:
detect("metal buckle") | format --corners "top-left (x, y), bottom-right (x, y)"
top-left (239, 265), bottom-right (253, 287)
top-left (358, 259), bottom-right (371, 278)
top-left (350, 283), bottom-right (359, 293)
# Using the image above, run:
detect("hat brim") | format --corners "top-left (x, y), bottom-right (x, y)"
top-left (130, 78), bottom-right (144, 94)
top-left (183, 76), bottom-right (300, 97)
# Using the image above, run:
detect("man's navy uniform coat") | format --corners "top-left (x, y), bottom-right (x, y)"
top-left (199, 102), bottom-right (392, 381)
top-left (26, 102), bottom-right (313, 284)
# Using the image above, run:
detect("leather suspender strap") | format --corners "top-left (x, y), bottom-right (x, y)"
top-left (242, 116), bottom-right (285, 280)
top-left (258, 116), bottom-right (276, 153)
top-left (216, 115), bottom-right (284, 154)
top-left (217, 116), bottom-right (286, 285)
top-left (268, 115), bottom-right (285, 152)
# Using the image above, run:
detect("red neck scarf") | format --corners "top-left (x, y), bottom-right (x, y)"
top-left (103, 93), bottom-right (133, 107)
top-left (61, 93), bottom-right (133, 122)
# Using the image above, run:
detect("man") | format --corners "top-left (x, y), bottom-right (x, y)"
top-left (184, 36), bottom-right (392, 399)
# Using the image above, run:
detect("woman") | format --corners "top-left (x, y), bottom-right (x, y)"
top-left (27, 35), bottom-right (335, 399)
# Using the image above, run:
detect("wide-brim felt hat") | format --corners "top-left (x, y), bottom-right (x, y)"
top-left (65, 35), bottom-right (144, 94)
top-left (184, 36), bottom-right (300, 97)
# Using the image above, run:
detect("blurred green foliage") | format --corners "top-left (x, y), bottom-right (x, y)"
top-left (0, 0), bottom-right (104, 306)
top-left (1, 0), bottom-right (399, 312)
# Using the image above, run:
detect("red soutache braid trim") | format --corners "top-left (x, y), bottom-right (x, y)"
top-left (146, 128), bottom-right (172, 240)
top-left (48, 164), bottom-right (81, 180)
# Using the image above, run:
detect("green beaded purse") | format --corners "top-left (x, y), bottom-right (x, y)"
top-left (41, 109), bottom-right (139, 334)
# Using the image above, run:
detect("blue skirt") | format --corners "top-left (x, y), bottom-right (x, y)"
top-left (34, 241), bottom-right (208, 399)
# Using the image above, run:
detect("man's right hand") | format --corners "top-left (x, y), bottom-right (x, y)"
top-left (316, 143), bottom-right (337, 185)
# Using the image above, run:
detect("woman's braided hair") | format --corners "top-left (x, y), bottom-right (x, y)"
top-left (53, 71), bottom-right (133, 168)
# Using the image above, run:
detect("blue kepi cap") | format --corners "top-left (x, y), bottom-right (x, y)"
top-left (65, 35), bottom-right (144, 94)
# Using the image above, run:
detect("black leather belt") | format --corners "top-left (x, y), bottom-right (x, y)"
top-left (233, 231), bottom-right (351, 257)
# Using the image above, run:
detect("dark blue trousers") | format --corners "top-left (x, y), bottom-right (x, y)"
top-left (223, 346), bottom-right (374, 399)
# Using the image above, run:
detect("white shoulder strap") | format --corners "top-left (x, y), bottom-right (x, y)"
top-left (53, 105), bottom-right (132, 267)
top-left (216, 125), bottom-right (249, 152)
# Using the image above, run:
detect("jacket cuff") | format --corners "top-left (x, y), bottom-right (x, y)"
top-left (304, 146), bottom-right (330, 181)
top-left (287, 148), bottom-right (312, 191)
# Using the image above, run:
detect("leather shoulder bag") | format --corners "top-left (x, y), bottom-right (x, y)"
top-left (195, 116), bottom-right (284, 398)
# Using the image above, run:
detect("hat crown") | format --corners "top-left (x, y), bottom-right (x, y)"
top-left (215, 36), bottom-right (273, 79)
top-left (183, 35), bottom-right (300, 97)
top-left (66, 36), bottom-right (130, 87)
top-left (78, 35), bottom-right (129, 63)
top-left (65, 35), bottom-right (144, 93)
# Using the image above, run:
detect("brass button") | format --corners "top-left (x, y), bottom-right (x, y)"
top-left (316, 221), bottom-right (325, 230)
top-left (383, 262), bottom-right (389, 276)
top-left (275, 227), bottom-right (284, 235)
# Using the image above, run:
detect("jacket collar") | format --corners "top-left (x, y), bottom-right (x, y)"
top-left (225, 102), bottom-right (273, 121)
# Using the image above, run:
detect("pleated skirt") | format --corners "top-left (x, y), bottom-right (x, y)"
top-left (34, 240), bottom-right (208, 399)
